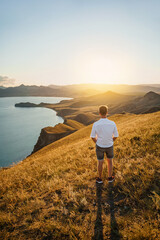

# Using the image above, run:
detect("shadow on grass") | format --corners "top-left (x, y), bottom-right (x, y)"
top-left (93, 182), bottom-right (121, 240)
top-left (93, 183), bottom-right (104, 240)
top-left (107, 182), bottom-right (121, 240)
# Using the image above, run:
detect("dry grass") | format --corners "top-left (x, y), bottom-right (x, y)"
top-left (44, 120), bottom-right (84, 134)
top-left (0, 112), bottom-right (160, 239)
top-left (64, 119), bottom-right (85, 129)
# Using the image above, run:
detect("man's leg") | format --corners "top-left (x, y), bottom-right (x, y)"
top-left (97, 160), bottom-right (104, 179)
top-left (107, 158), bottom-right (113, 178)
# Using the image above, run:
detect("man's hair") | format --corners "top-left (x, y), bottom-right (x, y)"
top-left (99, 105), bottom-right (108, 116)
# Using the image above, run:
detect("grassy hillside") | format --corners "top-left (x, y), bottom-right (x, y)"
top-left (0, 112), bottom-right (160, 239)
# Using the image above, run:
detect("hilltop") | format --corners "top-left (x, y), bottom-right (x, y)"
top-left (0, 112), bottom-right (160, 239)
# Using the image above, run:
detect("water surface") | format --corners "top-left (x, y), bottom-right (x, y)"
top-left (0, 97), bottom-right (71, 168)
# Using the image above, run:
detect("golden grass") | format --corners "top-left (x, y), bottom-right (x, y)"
top-left (0, 112), bottom-right (160, 239)
top-left (64, 119), bottom-right (85, 129)
top-left (44, 124), bottom-right (75, 134)
top-left (44, 120), bottom-right (84, 135)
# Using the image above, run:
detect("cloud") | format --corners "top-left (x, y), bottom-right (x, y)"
top-left (0, 76), bottom-right (16, 87)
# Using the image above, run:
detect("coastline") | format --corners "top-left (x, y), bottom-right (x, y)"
top-left (0, 105), bottom-right (65, 171)
top-left (0, 98), bottom-right (96, 171)
top-left (0, 96), bottom-right (70, 171)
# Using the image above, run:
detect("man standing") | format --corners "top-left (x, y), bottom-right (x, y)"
top-left (90, 105), bottom-right (118, 183)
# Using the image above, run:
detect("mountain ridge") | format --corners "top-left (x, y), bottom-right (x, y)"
top-left (1, 84), bottom-right (160, 97)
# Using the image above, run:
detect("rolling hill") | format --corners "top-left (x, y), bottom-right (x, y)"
top-left (0, 111), bottom-right (159, 239)
top-left (43, 91), bottom-right (160, 120)
top-left (109, 91), bottom-right (160, 114)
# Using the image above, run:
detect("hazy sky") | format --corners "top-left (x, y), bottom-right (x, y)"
top-left (0, 0), bottom-right (160, 86)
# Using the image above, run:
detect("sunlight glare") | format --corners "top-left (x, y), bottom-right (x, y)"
top-left (74, 51), bottom-right (131, 84)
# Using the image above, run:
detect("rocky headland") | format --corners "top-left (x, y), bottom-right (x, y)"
top-left (32, 119), bottom-right (84, 153)
top-left (15, 102), bottom-right (48, 107)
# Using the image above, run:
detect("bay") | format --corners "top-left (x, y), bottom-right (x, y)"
top-left (0, 96), bottom-right (71, 168)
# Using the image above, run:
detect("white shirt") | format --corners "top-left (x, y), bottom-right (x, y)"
top-left (90, 118), bottom-right (119, 147)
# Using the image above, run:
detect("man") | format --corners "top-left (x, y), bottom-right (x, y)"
top-left (90, 105), bottom-right (118, 183)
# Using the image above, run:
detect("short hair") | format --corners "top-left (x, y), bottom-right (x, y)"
top-left (99, 105), bottom-right (108, 115)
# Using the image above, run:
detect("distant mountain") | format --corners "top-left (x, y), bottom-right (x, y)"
top-left (48, 84), bottom-right (101, 97)
top-left (0, 84), bottom-right (100, 97)
top-left (68, 91), bottom-right (136, 108)
top-left (1, 83), bottom-right (160, 98)
top-left (49, 83), bottom-right (160, 94)
top-left (0, 84), bottom-right (75, 97)
top-left (113, 84), bottom-right (160, 94)
top-left (48, 84), bottom-right (62, 89)
top-left (140, 84), bottom-right (160, 88)
top-left (0, 84), bottom-right (53, 97)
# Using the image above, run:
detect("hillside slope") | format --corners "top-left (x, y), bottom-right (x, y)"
top-left (110, 91), bottom-right (160, 115)
top-left (0, 112), bottom-right (160, 239)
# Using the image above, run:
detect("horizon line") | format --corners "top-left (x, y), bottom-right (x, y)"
top-left (1, 82), bottom-right (160, 88)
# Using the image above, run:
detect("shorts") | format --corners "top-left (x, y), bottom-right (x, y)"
top-left (96, 144), bottom-right (114, 160)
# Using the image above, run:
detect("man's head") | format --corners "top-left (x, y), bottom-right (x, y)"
top-left (99, 105), bottom-right (108, 117)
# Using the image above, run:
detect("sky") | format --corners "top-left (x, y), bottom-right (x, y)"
top-left (0, 0), bottom-right (160, 86)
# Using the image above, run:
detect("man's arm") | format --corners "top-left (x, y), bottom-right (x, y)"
top-left (90, 123), bottom-right (97, 143)
top-left (91, 137), bottom-right (97, 144)
top-left (113, 123), bottom-right (119, 142)
top-left (113, 137), bottom-right (118, 142)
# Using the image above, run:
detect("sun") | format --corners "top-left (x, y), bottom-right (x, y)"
top-left (84, 55), bottom-right (116, 84)
top-left (73, 51), bottom-right (131, 85)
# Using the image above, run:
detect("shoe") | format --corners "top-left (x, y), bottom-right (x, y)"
top-left (96, 177), bottom-right (103, 184)
top-left (108, 176), bottom-right (115, 182)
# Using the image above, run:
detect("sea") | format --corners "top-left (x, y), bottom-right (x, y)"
top-left (0, 96), bottom-right (71, 168)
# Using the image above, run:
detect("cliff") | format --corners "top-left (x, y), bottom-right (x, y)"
top-left (32, 119), bottom-right (84, 153)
